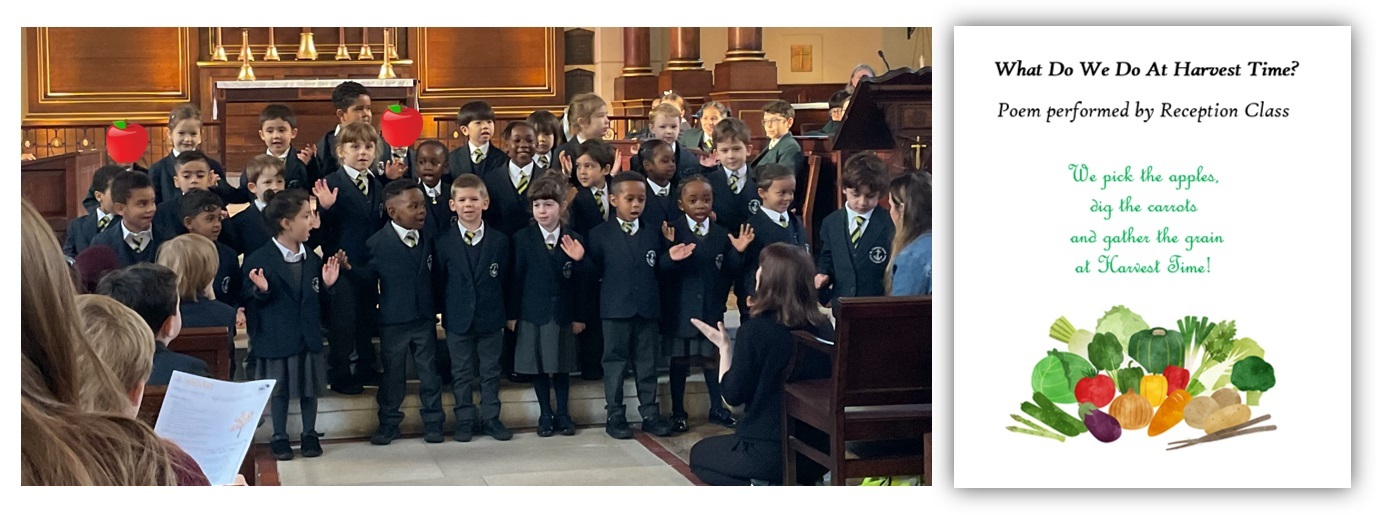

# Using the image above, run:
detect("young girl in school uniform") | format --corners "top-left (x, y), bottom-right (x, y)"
top-left (243, 188), bottom-right (341, 461)
top-left (148, 103), bottom-right (239, 205)
top-left (556, 93), bottom-right (613, 176)
top-left (508, 172), bottom-right (589, 437)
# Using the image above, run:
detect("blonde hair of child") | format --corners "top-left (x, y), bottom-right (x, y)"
top-left (156, 233), bottom-right (219, 302)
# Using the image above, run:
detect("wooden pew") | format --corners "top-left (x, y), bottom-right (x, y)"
top-left (782, 296), bottom-right (933, 485)
top-left (167, 326), bottom-right (233, 381)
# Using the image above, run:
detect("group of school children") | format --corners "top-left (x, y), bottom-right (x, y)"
top-left (63, 81), bottom-right (898, 461)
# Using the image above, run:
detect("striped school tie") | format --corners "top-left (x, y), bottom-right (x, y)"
top-left (129, 233), bottom-right (144, 252)
top-left (705, 135), bottom-right (713, 150)
top-left (778, 214), bottom-right (788, 228)
top-left (694, 221), bottom-right (706, 237)
top-left (621, 221), bottom-right (635, 235)
top-left (594, 189), bottom-right (606, 219)
top-left (354, 173), bottom-right (368, 195)
top-left (538, 155), bottom-right (549, 168)
top-left (728, 173), bottom-right (740, 194)
top-left (464, 230), bottom-right (475, 246)
top-left (97, 215), bottom-right (111, 232)
top-left (472, 148), bottom-right (484, 164)
top-left (546, 242), bottom-right (555, 251)
top-left (850, 215), bottom-right (864, 247)
top-left (403, 230), bottom-right (418, 248)
top-left (516, 171), bottom-right (530, 195)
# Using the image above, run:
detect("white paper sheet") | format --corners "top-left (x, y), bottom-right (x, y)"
top-left (154, 371), bottom-right (275, 486)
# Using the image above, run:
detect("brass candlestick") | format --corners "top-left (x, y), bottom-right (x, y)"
top-left (387, 27), bottom-right (399, 59)
top-left (358, 28), bottom-right (374, 60)
top-left (211, 28), bottom-right (228, 61)
top-left (237, 28), bottom-right (256, 81)
top-left (297, 28), bottom-right (318, 60)
top-left (334, 27), bottom-right (351, 60)
top-left (378, 27), bottom-right (396, 78)
top-left (264, 28), bottom-right (281, 61)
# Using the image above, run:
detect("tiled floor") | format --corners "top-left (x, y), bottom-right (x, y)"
top-left (276, 426), bottom-right (702, 486)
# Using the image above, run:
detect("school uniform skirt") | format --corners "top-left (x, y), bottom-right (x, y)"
top-left (256, 350), bottom-right (327, 399)
top-left (664, 335), bottom-right (718, 359)
top-left (514, 321), bottom-right (579, 374)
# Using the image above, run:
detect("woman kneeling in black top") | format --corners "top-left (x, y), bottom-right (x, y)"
top-left (688, 243), bottom-right (832, 486)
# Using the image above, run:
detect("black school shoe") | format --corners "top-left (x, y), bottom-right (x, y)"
top-left (370, 425), bottom-right (401, 445)
top-left (301, 434), bottom-right (323, 458)
top-left (354, 368), bottom-right (383, 387)
top-left (670, 414), bottom-right (689, 433)
top-left (454, 422), bottom-right (476, 442)
top-left (641, 414), bottom-right (675, 437)
top-left (537, 415), bottom-right (555, 437)
top-left (482, 419), bottom-right (513, 441)
top-left (329, 381), bottom-right (364, 395)
top-left (270, 439), bottom-right (293, 461)
top-left (605, 414), bottom-right (632, 440)
top-left (708, 408), bottom-right (738, 429)
top-left (554, 414), bottom-right (577, 436)
top-left (424, 426), bottom-right (445, 444)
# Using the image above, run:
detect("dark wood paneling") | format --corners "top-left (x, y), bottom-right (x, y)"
top-left (26, 27), bottom-right (195, 123)
top-left (21, 151), bottom-right (104, 238)
top-left (416, 27), bottom-right (564, 113)
top-left (779, 83), bottom-right (847, 104)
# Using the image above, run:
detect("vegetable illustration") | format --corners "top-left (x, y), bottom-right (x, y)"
top-left (1204, 404), bottom-right (1252, 434)
top-left (1108, 391), bottom-right (1152, 430)
top-left (1050, 316), bottom-right (1095, 357)
top-left (1127, 327), bottom-right (1185, 374)
top-left (1163, 365), bottom-right (1190, 394)
top-left (1210, 387), bottom-right (1241, 407)
top-left (1087, 332), bottom-right (1123, 373)
top-left (1140, 374), bottom-right (1168, 407)
top-left (1007, 414), bottom-right (1066, 442)
top-left (1229, 356), bottom-right (1276, 406)
top-left (1095, 306), bottom-right (1150, 349)
top-left (1074, 374), bottom-right (1116, 407)
top-left (1182, 396), bottom-right (1220, 429)
top-left (1021, 392), bottom-right (1087, 436)
top-left (1079, 403), bottom-right (1122, 443)
top-left (1031, 349), bottom-right (1095, 404)
top-left (1148, 389), bottom-right (1192, 436)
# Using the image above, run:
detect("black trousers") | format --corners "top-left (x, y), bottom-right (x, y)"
top-left (326, 270), bottom-right (379, 384)
top-left (601, 317), bottom-right (661, 419)
top-left (577, 319), bottom-right (604, 376)
top-left (376, 319), bottom-right (443, 429)
top-left (446, 329), bottom-right (504, 425)
top-left (690, 435), bottom-right (828, 486)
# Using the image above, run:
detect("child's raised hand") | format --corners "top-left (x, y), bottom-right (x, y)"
top-left (560, 235), bottom-right (586, 261)
top-left (668, 242), bottom-right (696, 261)
top-left (661, 221), bottom-right (675, 242)
top-left (506, 320), bottom-right (517, 332)
top-left (814, 273), bottom-right (830, 289)
top-left (728, 224), bottom-right (755, 253)
top-left (611, 149), bottom-right (624, 175)
top-left (334, 250), bottom-right (352, 271)
top-left (298, 144), bottom-right (317, 163)
top-left (235, 307), bottom-right (246, 329)
top-left (248, 268), bottom-right (269, 292)
top-left (323, 256), bottom-right (340, 287)
top-left (312, 179), bottom-right (338, 209)
top-left (573, 322), bottom-right (586, 335)
top-left (698, 152), bottom-right (719, 168)
top-left (384, 159), bottom-right (408, 180)
top-left (558, 151), bottom-right (573, 174)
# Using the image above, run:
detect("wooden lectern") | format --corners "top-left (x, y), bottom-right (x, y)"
top-left (829, 67), bottom-right (933, 204)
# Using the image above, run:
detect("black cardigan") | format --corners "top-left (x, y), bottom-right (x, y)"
top-left (721, 313), bottom-right (832, 443)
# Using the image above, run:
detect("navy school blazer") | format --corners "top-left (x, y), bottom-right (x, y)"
top-left (446, 143), bottom-right (509, 183)
top-left (420, 177), bottom-right (454, 236)
top-left (507, 224), bottom-right (591, 325)
top-left (569, 183), bottom-right (610, 238)
top-left (214, 241), bottom-right (243, 307)
top-left (815, 207), bottom-right (896, 305)
top-left (63, 212), bottom-right (119, 259)
top-left (742, 210), bottom-right (808, 297)
top-left (313, 130), bottom-right (411, 185)
top-left (360, 224), bottom-right (437, 326)
top-left (241, 241), bottom-right (328, 359)
top-left (318, 168), bottom-right (386, 261)
top-left (90, 222), bottom-right (164, 268)
top-left (225, 202), bottom-right (272, 257)
top-left (703, 165), bottom-right (761, 234)
top-left (661, 215), bottom-right (744, 338)
top-left (435, 222), bottom-right (510, 334)
top-left (479, 160), bottom-right (541, 238)
top-left (587, 218), bottom-right (677, 320)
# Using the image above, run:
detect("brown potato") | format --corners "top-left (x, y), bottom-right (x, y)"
top-left (1183, 396), bottom-right (1221, 429)
top-left (1204, 404), bottom-right (1251, 434)
top-left (1211, 388), bottom-right (1241, 407)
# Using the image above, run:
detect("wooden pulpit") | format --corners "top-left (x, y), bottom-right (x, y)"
top-left (830, 67), bottom-right (933, 203)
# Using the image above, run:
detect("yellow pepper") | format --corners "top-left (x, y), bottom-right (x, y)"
top-left (1141, 374), bottom-right (1168, 407)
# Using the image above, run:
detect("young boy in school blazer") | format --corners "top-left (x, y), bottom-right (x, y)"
top-left (587, 172), bottom-right (696, 440)
top-left (635, 139), bottom-right (684, 229)
top-left (64, 165), bottom-right (125, 260)
top-left (481, 121), bottom-right (539, 237)
top-left (741, 164), bottom-right (808, 321)
top-left (631, 104), bottom-right (704, 183)
top-left (313, 81), bottom-right (408, 184)
top-left (434, 174), bottom-right (514, 442)
top-left (814, 152), bottom-right (895, 306)
top-left (178, 189), bottom-right (241, 305)
top-left (702, 118), bottom-right (761, 233)
top-left (414, 139), bottom-right (454, 235)
top-left (447, 101), bottom-right (508, 181)
top-left (152, 150), bottom-right (219, 240)
top-left (244, 104), bottom-right (315, 196)
top-left (150, 104), bottom-right (242, 205)
top-left (566, 139), bottom-right (614, 380)
top-left (360, 180), bottom-right (446, 445)
top-left (527, 110), bottom-right (563, 173)
top-left (90, 171), bottom-right (163, 268)
top-left (225, 155), bottom-right (286, 257)
top-left (311, 121), bottom-right (388, 395)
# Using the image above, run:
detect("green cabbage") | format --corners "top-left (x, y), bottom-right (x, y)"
top-left (1031, 349), bottom-right (1096, 404)
top-left (1095, 306), bottom-right (1150, 349)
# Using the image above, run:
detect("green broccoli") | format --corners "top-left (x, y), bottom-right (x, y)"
top-left (1230, 356), bottom-right (1276, 406)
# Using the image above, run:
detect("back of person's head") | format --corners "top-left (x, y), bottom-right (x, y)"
top-left (178, 188), bottom-right (222, 225)
top-left (502, 120), bottom-right (535, 140)
top-left (762, 100), bottom-right (795, 120)
top-left (842, 151), bottom-right (889, 196)
top-left (649, 103), bottom-right (681, 123)
top-left (526, 110), bottom-right (562, 139)
top-left (167, 103), bottom-right (202, 129)
top-left (714, 118), bottom-right (751, 146)
top-left (74, 245), bottom-right (120, 295)
top-left (458, 101), bottom-right (497, 126)
top-left (259, 103), bottom-right (298, 128)
top-left (331, 81), bottom-right (370, 111)
top-left (74, 294), bottom-right (155, 413)
top-left (576, 139), bottom-right (615, 169)
top-left (109, 170), bottom-right (153, 204)
top-left (337, 121), bottom-right (379, 148)
top-left (659, 90), bottom-right (686, 110)
top-left (751, 243), bottom-right (830, 329)
top-left (890, 170), bottom-right (932, 246)
top-left (638, 138), bottom-right (672, 163)
top-left (245, 154), bottom-right (285, 185)
top-left (754, 163), bottom-right (794, 189)
top-left (568, 93), bottom-right (607, 133)
top-left (156, 233), bottom-right (219, 302)
top-left (450, 172), bottom-right (488, 198)
top-left (527, 171), bottom-right (569, 205)
top-left (21, 200), bottom-right (179, 486)
top-left (263, 188), bottom-right (311, 236)
top-left (90, 165), bottom-right (125, 195)
top-left (610, 171), bottom-right (647, 195)
top-left (96, 263), bottom-right (179, 338)
top-left (828, 89), bottom-right (851, 109)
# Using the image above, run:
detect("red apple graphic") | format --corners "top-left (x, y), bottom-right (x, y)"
top-left (380, 104), bottom-right (422, 149)
top-left (106, 120), bottom-right (149, 164)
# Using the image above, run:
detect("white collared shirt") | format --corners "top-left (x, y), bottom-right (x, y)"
top-left (254, 199), bottom-right (267, 211)
top-left (267, 148), bottom-right (290, 160)
top-left (333, 124), bottom-right (341, 136)
top-left (686, 214), bottom-right (710, 237)
top-left (535, 152), bottom-right (553, 168)
top-left (509, 160), bottom-right (535, 190)
top-left (575, 135), bottom-right (588, 145)
top-left (171, 149), bottom-right (182, 158)
top-left (539, 224), bottom-right (561, 247)
top-left (768, 137), bottom-right (780, 150)
top-left (422, 180), bottom-right (443, 199)
top-left (120, 221), bottom-right (151, 252)
top-left (468, 141), bottom-right (491, 163)
top-left (846, 207), bottom-right (873, 236)
top-left (94, 207), bottom-right (111, 223)
top-left (273, 237), bottom-right (305, 263)
top-left (647, 179), bottom-right (672, 197)
top-left (458, 220), bottom-right (486, 246)
top-left (616, 217), bottom-right (640, 235)
top-left (391, 221), bottom-right (420, 246)
top-left (760, 205), bottom-right (789, 228)
top-left (726, 165), bottom-right (749, 194)
top-left (344, 164), bottom-right (366, 182)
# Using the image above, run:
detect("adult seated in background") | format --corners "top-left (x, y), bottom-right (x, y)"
top-left (157, 234), bottom-right (238, 375)
top-left (886, 171), bottom-right (932, 296)
top-left (846, 63), bottom-right (877, 94)
top-left (74, 244), bottom-right (120, 294)
top-left (20, 199), bottom-right (207, 486)
top-left (805, 90), bottom-right (851, 137)
top-left (96, 263), bottom-right (211, 385)
top-left (688, 243), bottom-right (833, 486)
